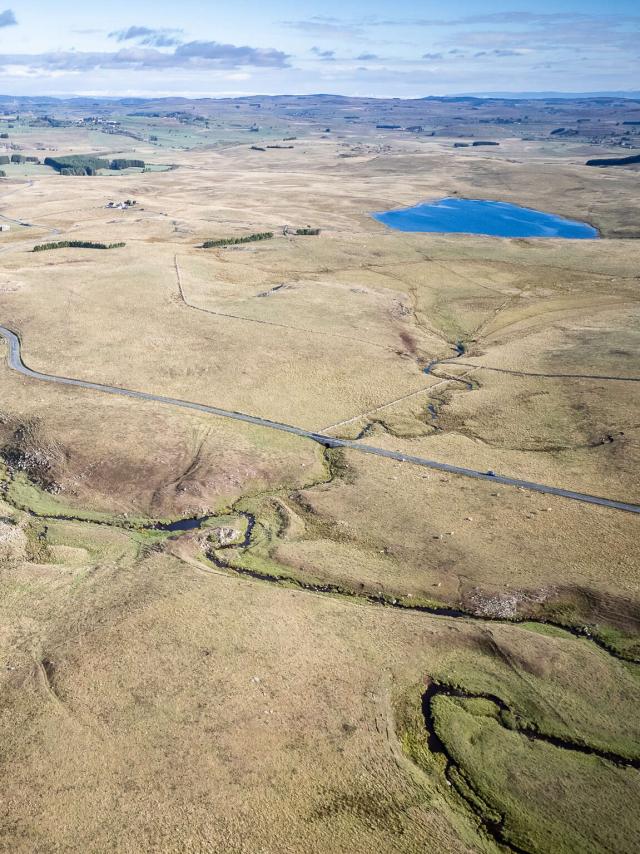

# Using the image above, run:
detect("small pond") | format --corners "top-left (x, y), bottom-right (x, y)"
top-left (372, 198), bottom-right (598, 239)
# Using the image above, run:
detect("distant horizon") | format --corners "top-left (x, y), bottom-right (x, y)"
top-left (1, 89), bottom-right (639, 103)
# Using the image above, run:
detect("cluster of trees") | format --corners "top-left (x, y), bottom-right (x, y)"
top-left (0, 154), bottom-right (40, 165)
top-left (44, 155), bottom-right (146, 175)
top-left (32, 240), bottom-right (126, 252)
top-left (31, 116), bottom-right (73, 128)
top-left (586, 154), bottom-right (640, 167)
top-left (128, 110), bottom-right (207, 125)
top-left (111, 158), bottom-right (145, 170)
top-left (44, 155), bottom-right (110, 175)
top-left (202, 232), bottom-right (273, 249)
top-left (294, 228), bottom-right (320, 236)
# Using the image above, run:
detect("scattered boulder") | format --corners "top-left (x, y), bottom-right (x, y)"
top-left (210, 526), bottom-right (241, 547)
top-left (0, 417), bottom-right (65, 493)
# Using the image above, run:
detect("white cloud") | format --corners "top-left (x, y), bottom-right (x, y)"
top-left (0, 8), bottom-right (16, 27)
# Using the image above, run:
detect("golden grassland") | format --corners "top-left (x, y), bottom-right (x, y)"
top-left (1, 124), bottom-right (639, 852)
top-left (2, 510), bottom-right (640, 853)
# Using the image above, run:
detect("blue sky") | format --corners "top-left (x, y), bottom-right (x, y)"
top-left (0, 1), bottom-right (638, 97)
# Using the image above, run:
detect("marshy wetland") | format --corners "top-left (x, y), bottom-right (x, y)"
top-left (1, 92), bottom-right (639, 853)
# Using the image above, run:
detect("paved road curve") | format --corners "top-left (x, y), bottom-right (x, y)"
top-left (1, 324), bottom-right (639, 515)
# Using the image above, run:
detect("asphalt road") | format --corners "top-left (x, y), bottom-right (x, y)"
top-left (2, 324), bottom-right (639, 515)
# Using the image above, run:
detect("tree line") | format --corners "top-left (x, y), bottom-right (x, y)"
top-left (202, 232), bottom-right (273, 249)
top-left (0, 155), bottom-right (41, 164)
top-left (44, 155), bottom-right (146, 175)
top-left (586, 154), bottom-right (640, 167)
top-left (32, 241), bottom-right (126, 252)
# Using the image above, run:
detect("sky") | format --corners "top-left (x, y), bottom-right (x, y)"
top-left (0, 1), bottom-right (638, 99)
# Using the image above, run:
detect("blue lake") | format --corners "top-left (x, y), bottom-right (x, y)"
top-left (372, 198), bottom-right (598, 239)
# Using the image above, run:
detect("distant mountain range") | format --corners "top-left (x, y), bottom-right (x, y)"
top-left (459, 91), bottom-right (640, 100)
top-left (0, 91), bottom-right (640, 107)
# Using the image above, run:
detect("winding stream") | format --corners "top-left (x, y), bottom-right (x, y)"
top-left (421, 680), bottom-right (639, 853)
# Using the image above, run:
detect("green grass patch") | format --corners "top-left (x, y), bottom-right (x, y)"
top-left (433, 694), bottom-right (640, 853)
top-left (43, 518), bottom-right (143, 565)
top-left (518, 621), bottom-right (572, 639)
top-left (425, 646), bottom-right (640, 763)
top-left (6, 472), bottom-right (161, 530)
top-left (394, 684), bottom-right (442, 775)
top-left (212, 548), bottom-right (303, 582)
